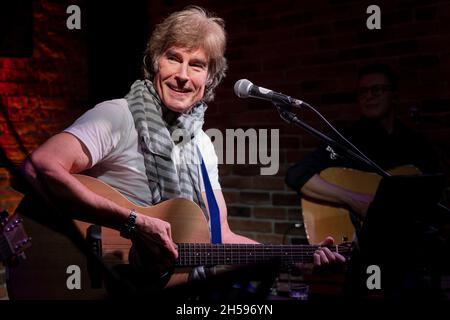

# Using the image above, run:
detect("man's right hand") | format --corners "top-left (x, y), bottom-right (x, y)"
top-left (131, 214), bottom-right (178, 275)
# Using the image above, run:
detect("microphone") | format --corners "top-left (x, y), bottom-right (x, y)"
top-left (234, 79), bottom-right (303, 107)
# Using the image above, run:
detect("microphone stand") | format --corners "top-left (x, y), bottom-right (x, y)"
top-left (276, 101), bottom-right (449, 216)
top-left (275, 103), bottom-right (390, 178)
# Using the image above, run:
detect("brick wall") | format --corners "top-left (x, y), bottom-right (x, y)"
top-left (0, 0), bottom-right (88, 299)
top-left (150, 0), bottom-right (450, 243)
top-left (0, 1), bottom-right (87, 162)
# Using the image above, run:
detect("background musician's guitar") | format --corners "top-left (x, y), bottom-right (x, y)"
top-left (301, 165), bottom-right (421, 245)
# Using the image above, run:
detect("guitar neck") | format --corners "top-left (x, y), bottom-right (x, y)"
top-left (176, 243), bottom-right (349, 267)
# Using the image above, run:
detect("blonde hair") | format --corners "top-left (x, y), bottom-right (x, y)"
top-left (143, 6), bottom-right (227, 102)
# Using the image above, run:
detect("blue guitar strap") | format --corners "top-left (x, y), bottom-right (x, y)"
top-left (198, 148), bottom-right (222, 244)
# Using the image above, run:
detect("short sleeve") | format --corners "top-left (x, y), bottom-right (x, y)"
top-left (285, 144), bottom-right (337, 194)
top-left (197, 131), bottom-right (221, 190)
top-left (63, 99), bottom-right (131, 167)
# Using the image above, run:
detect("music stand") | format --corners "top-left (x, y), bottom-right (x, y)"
top-left (351, 173), bottom-right (446, 300)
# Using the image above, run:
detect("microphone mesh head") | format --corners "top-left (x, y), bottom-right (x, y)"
top-left (234, 79), bottom-right (252, 98)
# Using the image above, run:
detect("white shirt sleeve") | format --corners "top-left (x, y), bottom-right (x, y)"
top-left (63, 99), bottom-right (130, 167)
top-left (197, 131), bottom-right (221, 191)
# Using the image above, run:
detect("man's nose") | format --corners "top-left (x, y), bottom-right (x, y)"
top-left (175, 63), bottom-right (189, 82)
top-left (365, 89), bottom-right (376, 100)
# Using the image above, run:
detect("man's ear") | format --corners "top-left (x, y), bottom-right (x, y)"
top-left (153, 59), bottom-right (159, 74)
top-left (206, 77), bottom-right (213, 86)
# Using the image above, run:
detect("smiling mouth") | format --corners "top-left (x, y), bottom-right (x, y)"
top-left (167, 84), bottom-right (192, 93)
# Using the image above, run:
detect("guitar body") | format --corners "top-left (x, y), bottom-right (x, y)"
top-left (7, 174), bottom-right (210, 300)
top-left (301, 165), bottom-right (421, 245)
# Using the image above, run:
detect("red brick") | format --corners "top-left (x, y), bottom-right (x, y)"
top-left (0, 58), bottom-right (30, 70)
top-left (0, 69), bottom-right (29, 82)
top-left (301, 135), bottom-right (322, 149)
top-left (296, 23), bottom-right (332, 37)
top-left (0, 83), bottom-right (21, 96)
top-left (279, 136), bottom-right (301, 149)
top-left (220, 176), bottom-right (253, 189)
top-left (227, 206), bottom-right (252, 218)
top-left (218, 164), bottom-right (233, 177)
top-left (232, 165), bottom-right (263, 176)
top-left (240, 191), bottom-right (271, 205)
top-left (272, 192), bottom-right (300, 206)
top-left (229, 218), bottom-right (272, 233)
top-left (253, 207), bottom-right (287, 220)
top-left (273, 164), bottom-right (288, 178)
top-left (262, 54), bottom-right (302, 72)
top-left (288, 208), bottom-right (303, 221)
top-left (274, 222), bottom-right (305, 236)
top-left (251, 176), bottom-right (285, 191)
top-left (222, 191), bottom-right (240, 203)
top-left (286, 149), bottom-right (315, 165)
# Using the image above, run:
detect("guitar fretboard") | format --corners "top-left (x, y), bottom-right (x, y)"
top-left (175, 243), bottom-right (351, 267)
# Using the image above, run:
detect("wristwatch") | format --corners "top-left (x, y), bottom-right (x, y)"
top-left (120, 209), bottom-right (137, 239)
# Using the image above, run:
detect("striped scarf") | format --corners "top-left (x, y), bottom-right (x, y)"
top-left (125, 79), bottom-right (207, 216)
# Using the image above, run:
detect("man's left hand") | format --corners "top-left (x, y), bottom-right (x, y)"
top-left (313, 236), bottom-right (346, 266)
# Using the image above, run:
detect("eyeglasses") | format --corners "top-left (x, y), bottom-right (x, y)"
top-left (357, 84), bottom-right (392, 98)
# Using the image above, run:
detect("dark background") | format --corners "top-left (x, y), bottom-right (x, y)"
top-left (0, 2), bottom-right (449, 297)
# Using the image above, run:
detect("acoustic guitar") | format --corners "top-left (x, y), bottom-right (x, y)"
top-left (301, 165), bottom-right (421, 245)
top-left (7, 174), bottom-right (352, 300)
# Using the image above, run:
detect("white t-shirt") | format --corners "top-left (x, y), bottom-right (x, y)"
top-left (64, 98), bottom-right (220, 206)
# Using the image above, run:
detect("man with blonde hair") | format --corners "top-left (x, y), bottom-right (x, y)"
top-left (21, 6), bottom-right (342, 290)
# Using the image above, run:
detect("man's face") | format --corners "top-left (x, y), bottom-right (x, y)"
top-left (154, 46), bottom-right (209, 113)
top-left (357, 73), bottom-right (396, 120)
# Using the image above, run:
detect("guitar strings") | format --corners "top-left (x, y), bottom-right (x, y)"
top-left (175, 243), bottom-right (351, 266)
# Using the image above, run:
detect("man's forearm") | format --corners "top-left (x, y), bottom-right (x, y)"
top-left (22, 157), bottom-right (130, 230)
top-left (222, 232), bottom-right (259, 244)
top-left (300, 174), bottom-right (348, 205)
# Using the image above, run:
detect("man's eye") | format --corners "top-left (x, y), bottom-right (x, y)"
top-left (166, 54), bottom-right (181, 62)
top-left (191, 63), bottom-right (206, 69)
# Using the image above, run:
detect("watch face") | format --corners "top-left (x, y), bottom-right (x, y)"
top-left (121, 209), bottom-right (137, 239)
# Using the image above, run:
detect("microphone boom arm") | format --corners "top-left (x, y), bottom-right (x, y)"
top-left (275, 103), bottom-right (390, 178)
